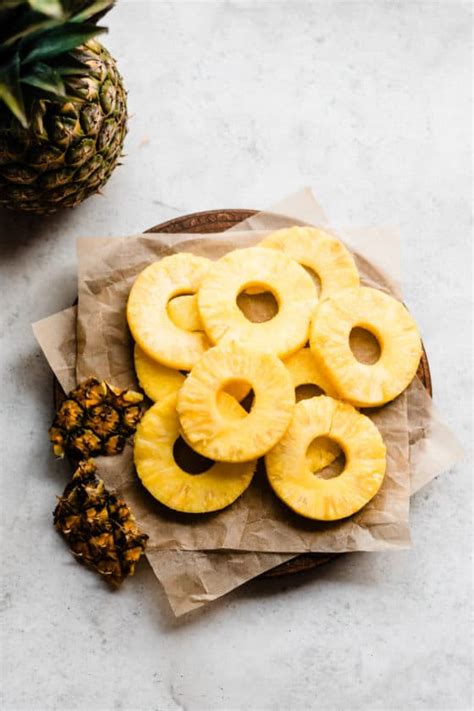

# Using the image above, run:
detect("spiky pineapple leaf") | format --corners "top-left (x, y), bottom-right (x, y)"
top-left (0, 54), bottom-right (27, 126)
top-left (23, 22), bottom-right (107, 64)
top-left (72, 0), bottom-right (114, 23)
top-left (29, 0), bottom-right (63, 18)
top-left (21, 61), bottom-right (66, 96)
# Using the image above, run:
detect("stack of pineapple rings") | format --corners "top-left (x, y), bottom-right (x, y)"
top-left (127, 226), bottom-right (422, 521)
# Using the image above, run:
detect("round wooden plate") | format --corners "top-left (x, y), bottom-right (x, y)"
top-left (54, 208), bottom-right (432, 579)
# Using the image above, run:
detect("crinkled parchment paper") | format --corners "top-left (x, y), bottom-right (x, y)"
top-left (32, 189), bottom-right (464, 615)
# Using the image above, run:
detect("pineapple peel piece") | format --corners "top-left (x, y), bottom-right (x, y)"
top-left (134, 394), bottom-right (255, 513)
top-left (310, 286), bottom-right (422, 407)
top-left (265, 396), bottom-right (387, 521)
top-left (127, 253), bottom-right (212, 370)
top-left (197, 247), bottom-right (318, 358)
top-left (260, 226), bottom-right (360, 299)
top-left (177, 341), bottom-right (295, 462)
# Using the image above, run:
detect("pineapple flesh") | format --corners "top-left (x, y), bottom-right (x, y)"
top-left (127, 254), bottom-right (212, 371)
top-left (134, 344), bottom-right (185, 403)
top-left (134, 394), bottom-right (255, 514)
top-left (177, 341), bottom-right (295, 462)
top-left (310, 286), bottom-right (422, 407)
top-left (0, 0), bottom-right (127, 214)
top-left (167, 294), bottom-right (202, 331)
top-left (260, 226), bottom-right (359, 299)
top-left (265, 396), bottom-right (387, 521)
top-left (197, 247), bottom-right (318, 358)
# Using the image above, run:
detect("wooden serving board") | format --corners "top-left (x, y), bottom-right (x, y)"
top-left (54, 209), bottom-right (432, 579)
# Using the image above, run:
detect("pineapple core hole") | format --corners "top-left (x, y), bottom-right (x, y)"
top-left (302, 266), bottom-right (321, 296)
top-left (173, 436), bottom-right (214, 474)
top-left (217, 381), bottom-right (254, 417)
top-left (307, 437), bottom-right (346, 479)
top-left (349, 327), bottom-right (381, 364)
top-left (295, 383), bottom-right (325, 401)
top-left (236, 286), bottom-right (279, 323)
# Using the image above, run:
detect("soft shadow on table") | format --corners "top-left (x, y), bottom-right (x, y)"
top-left (0, 206), bottom-right (71, 261)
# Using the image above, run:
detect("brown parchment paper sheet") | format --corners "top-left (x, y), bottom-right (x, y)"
top-left (33, 301), bottom-right (463, 615)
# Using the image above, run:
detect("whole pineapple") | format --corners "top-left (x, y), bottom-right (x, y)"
top-left (0, 1), bottom-right (127, 214)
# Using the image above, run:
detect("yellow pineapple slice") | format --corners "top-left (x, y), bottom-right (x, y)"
top-left (134, 394), bottom-right (255, 513)
top-left (310, 286), bottom-right (422, 407)
top-left (177, 341), bottom-right (295, 462)
top-left (133, 343), bottom-right (249, 404)
top-left (197, 247), bottom-right (318, 358)
top-left (284, 347), bottom-right (339, 398)
top-left (167, 294), bottom-right (202, 331)
top-left (134, 344), bottom-right (185, 402)
top-left (265, 395), bottom-right (386, 521)
top-left (260, 226), bottom-right (359, 299)
top-left (127, 253), bottom-right (211, 370)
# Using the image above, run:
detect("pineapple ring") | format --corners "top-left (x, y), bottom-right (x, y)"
top-left (310, 286), bottom-right (422, 407)
top-left (134, 394), bottom-right (255, 514)
top-left (198, 247), bottom-right (318, 358)
top-left (177, 341), bottom-right (295, 462)
top-left (127, 253), bottom-right (212, 370)
top-left (260, 226), bottom-right (359, 299)
top-left (133, 344), bottom-right (249, 404)
top-left (266, 396), bottom-right (387, 521)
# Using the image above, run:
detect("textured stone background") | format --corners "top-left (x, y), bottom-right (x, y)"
top-left (0, 2), bottom-right (472, 710)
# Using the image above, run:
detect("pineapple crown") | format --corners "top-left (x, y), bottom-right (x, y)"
top-left (0, 0), bottom-right (115, 127)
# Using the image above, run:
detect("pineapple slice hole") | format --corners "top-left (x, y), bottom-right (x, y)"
top-left (295, 383), bottom-right (325, 401)
top-left (236, 284), bottom-right (279, 323)
top-left (167, 293), bottom-right (202, 332)
top-left (349, 327), bottom-right (381, 364)
top-left (217, 379), bottom-right (254, 417)
top-left (307, 437), bottom-right (345, 479)
top-left (172, 436), bottom-right (214, 474)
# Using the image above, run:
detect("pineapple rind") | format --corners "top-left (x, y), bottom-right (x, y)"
top-left (134, 394), bottom-right (255, 513)
top-left (177, 341), bottom-right (295, 462)
top-left (260, 226), bottom-right (359, 299)
top-left (265, 395), bottom-right (387, 521)
top-left (310, 286), bottom-right (422, 407)
top-left (127, 253), bottom-right (212, 370)
top-left (198, 247), bottom-right (318, 358)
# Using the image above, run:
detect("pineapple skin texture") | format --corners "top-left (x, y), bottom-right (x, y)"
top-left (265, 396), bottom-right (387, 521)
top-left (260, 226), bottom-right (360, 300)
top-left (177, 341), bottom-right (295, 462)
top-left (0, 41), bottom-right (127, 215)
top-left (127, 253), bottom-right (212, 371)
top-left (310, 286), bottom-right (422, 407)
top-left (198, 247), bottom-right (318, 359)
top-left (134, 394), bottom-right (255, 514)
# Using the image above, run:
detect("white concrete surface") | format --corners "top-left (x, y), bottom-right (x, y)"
top-left (0, 2), bottom-right (472, 710)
